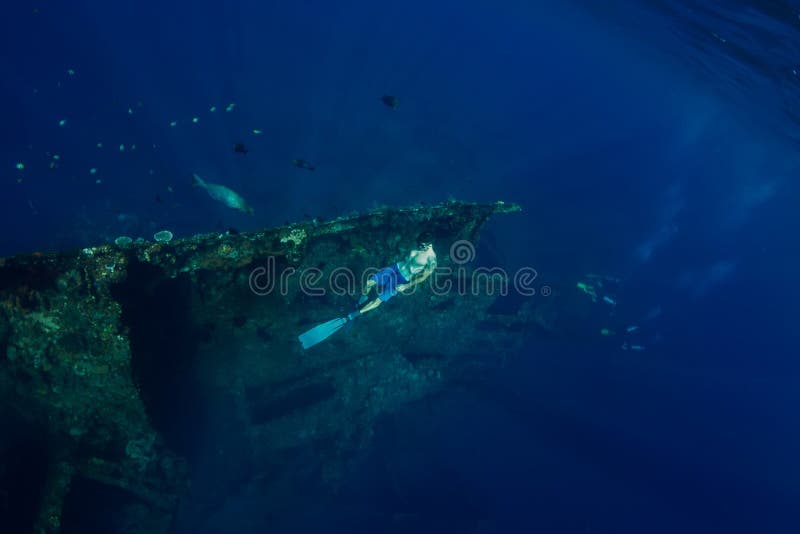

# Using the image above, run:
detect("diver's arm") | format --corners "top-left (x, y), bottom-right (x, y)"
top-left (400, 272), bottom-right (429, 289)
top-left (398, 260), bottom-right (436, 290)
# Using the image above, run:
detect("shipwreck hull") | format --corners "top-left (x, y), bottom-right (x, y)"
top-left (0, 200), bottom-right (548, 533)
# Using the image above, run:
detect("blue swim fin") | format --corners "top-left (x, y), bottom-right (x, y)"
top-left (298, 315), bottom-right (355, 349)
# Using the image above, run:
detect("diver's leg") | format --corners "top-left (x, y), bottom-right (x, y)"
top-left (359, 278), bottom-right (376, 305)
top-left (358, 298), bottom-right (382, 315)
top-left (361, 278), bottom-right (376, 295)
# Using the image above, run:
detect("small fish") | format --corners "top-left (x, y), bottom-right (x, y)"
top-left (621, 342), bottom-right (645, 351)
top-left (602, 295), bottom-right (617, 306)
top-left (625, 325), bottom-right (639, 334)
top-left (293, 159), bottom-right (316, 171)
top-left (233, 142), bottom-right (249, 155)
top-left (381, 94), bottom-right (399, 109)
top-left (576, 281), bottom-right (597, 302)
top-left (192, 174), bottom-right (254, 215)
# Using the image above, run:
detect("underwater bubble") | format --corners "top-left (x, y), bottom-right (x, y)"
top-left (154, 230), bottom-right (174, 243)
top-left (114, 236), bottom-right (133, 247)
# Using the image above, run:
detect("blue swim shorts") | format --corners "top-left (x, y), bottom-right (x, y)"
top-left (369, 263), bottom-right (409, 302)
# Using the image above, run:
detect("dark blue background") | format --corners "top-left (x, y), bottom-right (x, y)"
top-left (2, 1), bottom-right (799, 532)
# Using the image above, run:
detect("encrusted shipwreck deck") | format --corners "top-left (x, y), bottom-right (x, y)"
top-left (0, 200), bottom-right (540, 533)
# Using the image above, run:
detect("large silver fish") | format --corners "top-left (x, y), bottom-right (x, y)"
top-left (192, 174), bottom-right (254, 215)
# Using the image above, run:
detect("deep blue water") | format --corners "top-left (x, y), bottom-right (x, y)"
top-left (3, 1), bottom-right (800, 532)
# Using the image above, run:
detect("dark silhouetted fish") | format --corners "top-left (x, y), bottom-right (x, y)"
top-left (293, 159), bottom-right (316, 171)
top-left (381, 94), bottom-right (399, 109)
top-left (233, 142), bottom-right (249, 155)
